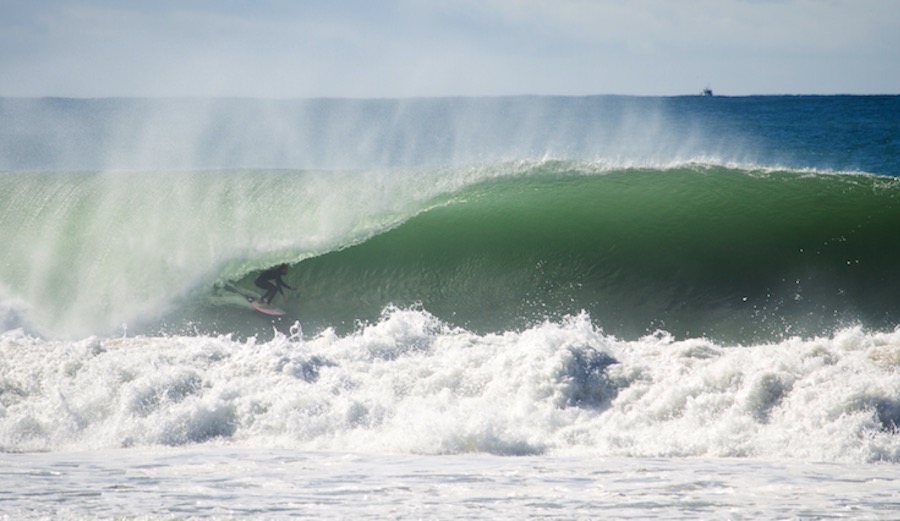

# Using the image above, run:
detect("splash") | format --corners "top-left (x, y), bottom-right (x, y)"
top-left (2, 309), bottom-right (898, 462)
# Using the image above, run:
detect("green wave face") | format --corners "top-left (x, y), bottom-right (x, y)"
top-left (250, 164), bottom-right (900, 342)
top-left (4, 162), bottom-right (900, 342)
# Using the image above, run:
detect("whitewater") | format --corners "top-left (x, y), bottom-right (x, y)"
top-left (1, 95), bottom-right (899, 519)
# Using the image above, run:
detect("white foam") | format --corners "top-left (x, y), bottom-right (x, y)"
top-left (1, 309), bottom-right (898, 463)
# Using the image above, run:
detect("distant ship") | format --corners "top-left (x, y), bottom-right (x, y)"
top-left (700, 86), bottom-right (713, 97)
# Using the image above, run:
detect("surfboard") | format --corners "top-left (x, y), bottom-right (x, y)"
top-left (251, 301), bottom-right (286, 316)
top-left (218, 282), bottom-right (286, 315)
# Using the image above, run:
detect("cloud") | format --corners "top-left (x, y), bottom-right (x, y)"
top-left (0, 0), bottom-right (897, 97)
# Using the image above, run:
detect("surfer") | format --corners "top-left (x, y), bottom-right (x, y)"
top-left (254, 264), bottom-right (293, 305)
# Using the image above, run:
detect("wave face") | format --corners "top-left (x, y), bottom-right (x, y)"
top-left (2, 162), bottom-right (900, 342)
top-left (286, 164), bottom-right (900, 342)
top-left (2, 95), bottom-right (900, 341)
top-left (0, 165), bottom-right (447, 338)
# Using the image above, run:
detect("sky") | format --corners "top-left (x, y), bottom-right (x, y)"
top-left (1, 0), bottom-right (898, 98)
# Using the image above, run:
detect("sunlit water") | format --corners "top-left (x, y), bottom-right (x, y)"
top-left (3, 448), bottom-right (898, 520)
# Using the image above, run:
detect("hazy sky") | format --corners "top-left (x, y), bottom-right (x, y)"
top-left (2, 0), bottom-right (898, 98)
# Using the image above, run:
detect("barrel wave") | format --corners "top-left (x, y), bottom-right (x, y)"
top-left (281, 164), bottom-right (900, 342)
top-left (3, 159), bottom-right (899, 342)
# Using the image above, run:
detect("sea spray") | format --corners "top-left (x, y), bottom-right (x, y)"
top-left (0, 166), bottom-right (467, 337)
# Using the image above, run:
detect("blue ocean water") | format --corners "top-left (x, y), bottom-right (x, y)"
top-left (1, 95), bottom-right (899, 519)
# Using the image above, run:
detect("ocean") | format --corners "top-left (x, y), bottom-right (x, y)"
top-left (1, 95), bottom-right (899, 519)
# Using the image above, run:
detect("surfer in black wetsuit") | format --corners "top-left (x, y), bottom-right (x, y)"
top-left (255, 264), bottom-right (293, 305)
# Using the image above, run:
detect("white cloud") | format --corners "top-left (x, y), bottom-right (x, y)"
top-left (0, 0), bottom-right (897, 97)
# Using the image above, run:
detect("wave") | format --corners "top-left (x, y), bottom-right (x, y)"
top-left (273, 163), bottom-right (900, 343)
top-left (0, 164), bottom-right (461, 337)
top-left (4, 96), bottom-right (899, 465)
top-left (3, 161), bottom-right (900, 342)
